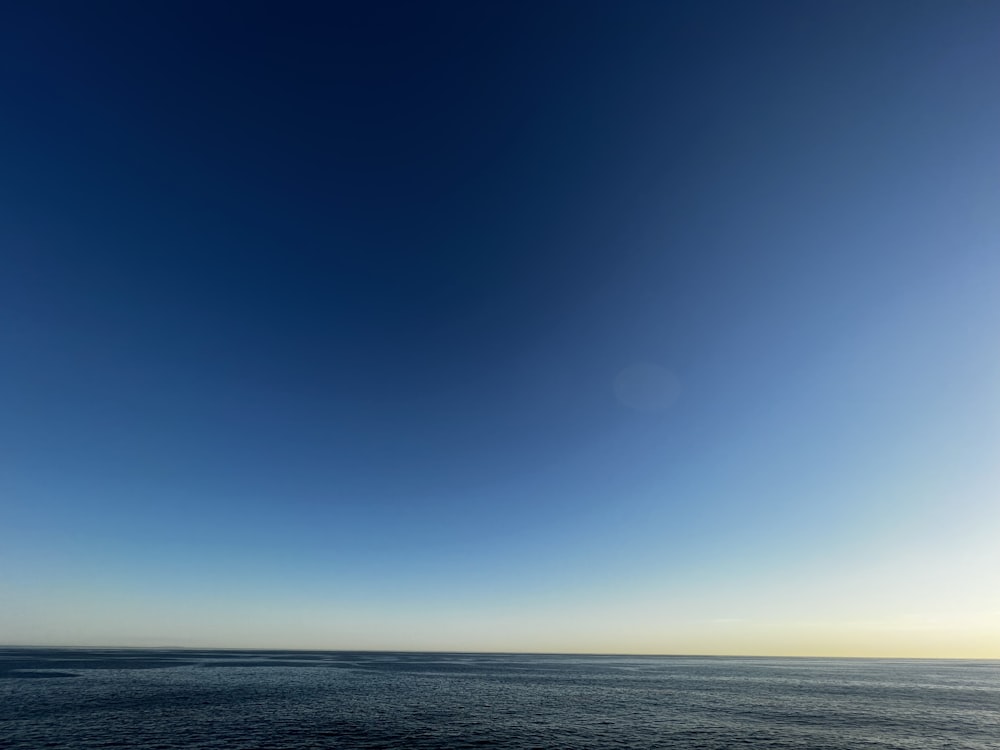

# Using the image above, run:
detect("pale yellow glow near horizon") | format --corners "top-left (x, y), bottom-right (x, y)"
top-left (3, 469), bottom-right (997, 658)
top-left (4, 574), bottom-right (998, 658)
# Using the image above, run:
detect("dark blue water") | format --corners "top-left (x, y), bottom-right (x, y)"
top-left (1, 649), bottom-right (998, 749)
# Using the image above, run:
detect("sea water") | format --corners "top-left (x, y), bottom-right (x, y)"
top-left (1, 649), bottom-right (998, 749)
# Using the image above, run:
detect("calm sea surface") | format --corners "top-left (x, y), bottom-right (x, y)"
top-left (1, 649), bottom-right (998, 749)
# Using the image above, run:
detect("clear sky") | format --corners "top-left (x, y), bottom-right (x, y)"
top-left (1, 2), bottom-right (998, 657)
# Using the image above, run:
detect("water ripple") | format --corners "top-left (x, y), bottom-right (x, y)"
top-left (1, 650), bottom-right (998, 749)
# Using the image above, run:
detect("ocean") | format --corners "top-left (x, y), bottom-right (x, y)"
top-left (1, 648), bottom-right (997, 749)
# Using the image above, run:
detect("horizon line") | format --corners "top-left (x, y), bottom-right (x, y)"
top-left (3, 645), bottom-right (998, 661)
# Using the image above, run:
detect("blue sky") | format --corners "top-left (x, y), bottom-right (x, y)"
top-left (2, 1), bottom-right (999, 655)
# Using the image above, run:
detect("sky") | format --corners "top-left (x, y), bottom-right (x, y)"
top-left (1, 1), bottom-right (999, 657)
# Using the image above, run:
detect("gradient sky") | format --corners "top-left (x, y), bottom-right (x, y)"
top-left (2, 2), bottom-right (999, 657)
